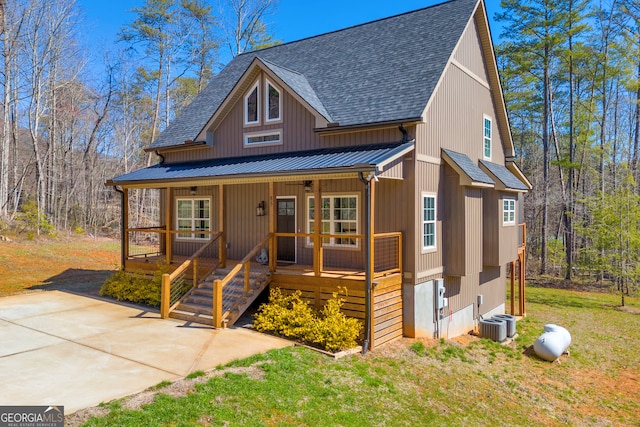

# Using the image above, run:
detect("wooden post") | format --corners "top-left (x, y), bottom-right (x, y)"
top-left (218, 185), bottom-right (226, 268)
top-left (519, 251), bottom-right (526, 316)
top-left (244, 262), bottom-right (251, 295)
top-left (510, 261), bottom-right (516, 315)
top-left (213, 279), bottom-right (223, 328)
top-left (193, 257), bottom-right (198, 287)
top-left (161, 273), bottom-right (170, 318)
top-left (313, 179), bottom-right (322, 277)
top-left (123, 188), bottom-right (129, 263)
top-left (165, 187), bottom-right (172, 265)
top-left (269, 181), bottom-right (276, 272)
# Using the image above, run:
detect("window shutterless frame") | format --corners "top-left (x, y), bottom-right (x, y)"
top-left (244, 81), bottom-right (260, 125)
top-left (306, 194), bottom-right (359, 248)
top-left (422, 193), bottom-right (436, 250)
top-left (265, 78), bottom-right (281, 122)
top-left (176, 197), bottom-right (212, 240)
top-left (483, 115), bottom-right (492, 160)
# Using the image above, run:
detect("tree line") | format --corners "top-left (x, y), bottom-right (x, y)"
top-left (0, 0), bottom-right (277, 236)
top-left (498, 0), bottom-right (640, 294)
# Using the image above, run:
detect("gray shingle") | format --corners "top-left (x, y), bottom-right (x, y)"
top-left (442, 149), bottom-right (493, 185)
top-left (479, 160), bottom-right (529, 191)
top-left (151, 0), bottom-right (478, 149)
top-left (112, 142), bottom-right (414, 184)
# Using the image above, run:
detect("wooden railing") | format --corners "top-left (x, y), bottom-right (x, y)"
top-left (160, 232), bottom-right (222, 319)
top-left (213, 234), bottom-right (272, 327)
top-left (126, 227), bottom-right (222, 262)
top-left (519, 223), bottom-right (527, 248)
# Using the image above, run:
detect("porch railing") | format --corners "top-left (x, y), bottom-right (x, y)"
top-left (127, 226), bottom-right (165, 258)
top-left (213, 234), bottom-right (272, 328)
top-left (519, 223), bottom-right (527, 249)
top-left (160, 232), bottom-right (222, 318)
top-left (271, 232), bottom-right (403, 276)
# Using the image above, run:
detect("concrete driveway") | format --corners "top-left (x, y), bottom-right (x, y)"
top-left (0, 291), bottom-right (291, 414)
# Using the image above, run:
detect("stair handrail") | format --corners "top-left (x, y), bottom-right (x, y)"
top-left (213, 233), bottom-right (272, 327)
top-left (160, 232), bottom-right (222, 318)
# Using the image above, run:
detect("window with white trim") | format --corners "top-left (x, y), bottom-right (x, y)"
top-left (422, 194), bottom-right (436, 249)
top-left (306, 195), bottom-right (358, 247)
top-left (244, 130), bottom-right (281, 147)
top-left (265, 80), bottom-right (281, 122)
top-left (483, 115), bottom-right (492, 159)
top-left (176, 198), bottom-right (211, 240)
top-left (244, 82), bottom-right (259, 125)
top-left (503, 198), bottom-right (516, 225)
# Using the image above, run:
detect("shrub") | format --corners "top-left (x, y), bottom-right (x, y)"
top-left (100, 269), bottom-right (162, 307)
top-left (15, 200), bottom-right (56, 237)
top-left (253, 287), bottom-right (363, 352)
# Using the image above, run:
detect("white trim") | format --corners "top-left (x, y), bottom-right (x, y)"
top-left (175, 197), bottom-right (212, 241)
top-left (276, 195), bottom-right (297, 263)
top-left (265, 78), bottom-right (282, 123)
top-left (450, 58), bottom-right (490, 90)
top-left (421, 192), bottom-right (437, 251)
top-left (306, 193), bottom-right (359, 249)
top-left (243, 129), bottom-right (282, 148)
top-left (502, 197), bottom-right (516, 226)
top-left (244, 80), bottom-right (260, 126)
top-left (483, 115), bottom-right (492, 160)
top-left (417, 154), bottom-right (442, 165)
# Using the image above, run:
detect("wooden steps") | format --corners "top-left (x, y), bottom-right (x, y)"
top-left (169, 263), bottom-right (270, 327)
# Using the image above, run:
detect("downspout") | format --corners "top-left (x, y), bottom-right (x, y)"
top-left (358, 171), bottom-right (374, 354)
top-left (155, 151), bottom-right (165, 164)
top-left (398, 124), bottom-right (409, 143)
top-left (113, 186), bottom-right (126, 270)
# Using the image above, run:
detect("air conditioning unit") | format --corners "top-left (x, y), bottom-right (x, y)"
top-left (479, 318), bottom-right (507, 342)
top-left (492, 314), bottom-right (516, 338)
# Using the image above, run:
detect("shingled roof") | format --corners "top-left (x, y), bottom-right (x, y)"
top-left (150, 0), bottom-right (479, 149)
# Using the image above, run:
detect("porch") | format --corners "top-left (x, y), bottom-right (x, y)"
top-left (118, 178), bottom-right (404, 350)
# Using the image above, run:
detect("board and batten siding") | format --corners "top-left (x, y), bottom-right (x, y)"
top-left (414, 160), bottom-right (443, 280)
top-left (452, 13), bottom-right (490, 86)
top-left (163, 72), bottom-right (409, 164)
top-left (417, 60), bottom-right (505, 165)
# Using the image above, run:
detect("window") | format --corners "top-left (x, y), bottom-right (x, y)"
top-left (483, 116), bottom-right (492, 159)
top-left (422, 194), bottom-right (436, 249)
top-left (503, 198), bottom-right (516, 225)
top-left (244, 82), bottom-right (259, 125)
top-left (307, 195), bottom-right (358, 247)
top-left (244, 130), bottom-right (282, 147)
top-left (266, 80), bottom-right (281, 122)
top-left (176, 198), bottom-right (211, 240)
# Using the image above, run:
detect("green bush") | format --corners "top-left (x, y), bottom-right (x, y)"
top-left (16, 200), bottom-right (56, 237)
top-left (100, 269), bottom-right (163, 307)
top-left (253, 287), bottom-right (363, 353)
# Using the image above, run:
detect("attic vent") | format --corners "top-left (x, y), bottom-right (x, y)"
top-left (479, 318), bottom-right (506, 342)
top-left (492, 314), bottom-right (516, 338)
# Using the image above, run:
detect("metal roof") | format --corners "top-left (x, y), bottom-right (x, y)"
top-left (479, 160), bottom-right (529, 191)
top-left (110, 142), bottom-right (414, 186)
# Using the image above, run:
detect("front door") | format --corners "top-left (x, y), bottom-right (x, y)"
top-left (277, 197), bottom-right (296, 262)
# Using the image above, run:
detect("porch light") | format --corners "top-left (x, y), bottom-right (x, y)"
top-left (304, 181), bottom-right (313, 192)
top-left (256, 201), bottom-right (265, 216)
top-left (190, 186), bottom-right (197, 195)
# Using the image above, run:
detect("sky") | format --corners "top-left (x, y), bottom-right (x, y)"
top-left (76, 0), bottom-right (505, 58)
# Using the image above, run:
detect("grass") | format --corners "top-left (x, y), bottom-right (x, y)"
top-left (1, 239), bottom-right (638, 425)
top-left (77, 285), bottom-right (640, 426)
top-left (0, 236), bottom-right (119, 296)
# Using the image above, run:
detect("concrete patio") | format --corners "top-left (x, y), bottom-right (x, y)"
top-left (0, 291), bottom-right (291, 414)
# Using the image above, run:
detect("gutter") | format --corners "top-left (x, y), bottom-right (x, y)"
top-left (314, 117), bottom-right (423, 134)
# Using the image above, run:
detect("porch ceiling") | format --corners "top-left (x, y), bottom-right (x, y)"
top-left (107, 141), bottom-right (414, 188)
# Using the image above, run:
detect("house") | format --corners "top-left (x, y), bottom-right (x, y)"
top-left (107, 0), bottom-right (530, 350)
